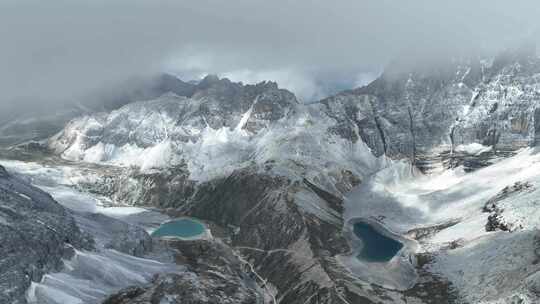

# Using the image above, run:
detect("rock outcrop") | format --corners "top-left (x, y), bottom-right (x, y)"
top-left (484, 181), bottom-right (534, 232)
top-left (0, 165), bottom-right (92, 304)
top-left (103, 239), bottom-right (263, 304)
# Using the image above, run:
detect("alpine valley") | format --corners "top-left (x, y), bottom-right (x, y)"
top-left (3, 46), bottom-right (540, 304)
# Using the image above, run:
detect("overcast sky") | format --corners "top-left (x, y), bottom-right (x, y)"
top-left (1, 0), bottom-right (539, 103)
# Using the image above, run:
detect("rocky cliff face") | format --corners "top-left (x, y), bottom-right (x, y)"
top-left (49, 76), bottom-right (301, 180)
top-left (321, 46), bottom-right (540, 170)
top-left (0, 165), bottom-right (92, 304)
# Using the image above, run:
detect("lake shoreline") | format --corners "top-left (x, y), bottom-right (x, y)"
top-left (151, 217), bottom-right (213, 241)
top-left (337, 217), bottom-right (419, 290)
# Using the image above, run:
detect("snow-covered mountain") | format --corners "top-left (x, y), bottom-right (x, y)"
top-left (3, 45), bottom-right (540, 303)
top-left (49, 75), bottom-right (380, 183)
top-left (0, 74), bottom-right (198, 147)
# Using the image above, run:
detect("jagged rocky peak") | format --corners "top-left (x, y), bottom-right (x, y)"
top-left (319, 61), bottom-right (476, 159)
top-left (190, 74), bottom-right (298, 130)
top-left (103, 239), bottom-right (262, 304)
top-left (150, 73), bottom-right (197, 97)
top-left (196, 73), bottom-right (221, 87)
top-left (48, 74), bottom-right (305, 177)
top-left (319, 46), bottom-right (540, 170)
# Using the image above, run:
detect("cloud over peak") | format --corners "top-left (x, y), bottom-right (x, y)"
top-left (1, 0), bottom-right (539, 104)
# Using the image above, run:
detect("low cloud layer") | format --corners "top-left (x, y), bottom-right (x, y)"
top-left (1, 0), bottom-right (539, 104)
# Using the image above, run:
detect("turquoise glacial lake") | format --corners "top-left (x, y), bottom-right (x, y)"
top-left (152, 218), bottom-right (206, 239)
top-left (354, 222), bottom-right (403, 262)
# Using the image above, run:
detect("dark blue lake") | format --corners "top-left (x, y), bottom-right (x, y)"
top-left (152, 218), bottom-right (206, 238)
top-left (354, 222), bottom-right (403, 262)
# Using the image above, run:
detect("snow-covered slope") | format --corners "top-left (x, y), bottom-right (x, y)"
top-left (0, 164), bottom-right (92, 304)
top-left (49, 80), bottom-right (382, 186)
top-left (0, 74), bottom-right (199, 147)
top-left (345, 148), bottom-right (540, 303)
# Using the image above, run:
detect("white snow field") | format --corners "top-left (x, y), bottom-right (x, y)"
top-left (345, 148), bottom-right (540, 303)
top-left (26, 249), bottom-right (180, 304)
top-left (0, 159), bottom-right (180, 304)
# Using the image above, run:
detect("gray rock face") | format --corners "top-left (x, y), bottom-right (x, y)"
top-left (320, 61), bottom-right (477, 159)
top-left (77, 213), bottom-right (152, 257)
top-left (103, 239), bottom-right (262, 304)
top-left (75, 164), bottom-right (196, 210)
top-left (0, 165), bottom-right (92, 304)
top-left (483, 181), bottom-right (534, 232)
top-left (74, 76), bottom-right (295, 148)
top-left (192, 76), bottom-right (297, 131)
top-left (416, 149), bottom-right (516, 174)
top-left (320, 46), bottom-right (540, 165)
top-left (49, 76), bottom-right (299, 175)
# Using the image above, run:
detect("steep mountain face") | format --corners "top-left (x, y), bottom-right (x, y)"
top-left (49, 77), bottom-right (300, 178)
top-left (11, 46), bottom-right (540, 303)
top-left (49, 74), bottom-right (378, 187)
top-left (0, 74), bottom-right (197, 147)
top-left (103, 239), bottom-right (263, 304)
top-left (321, 46), bottom-right (540, 171)
top-left (0, 165), bottom-right (92, 304)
